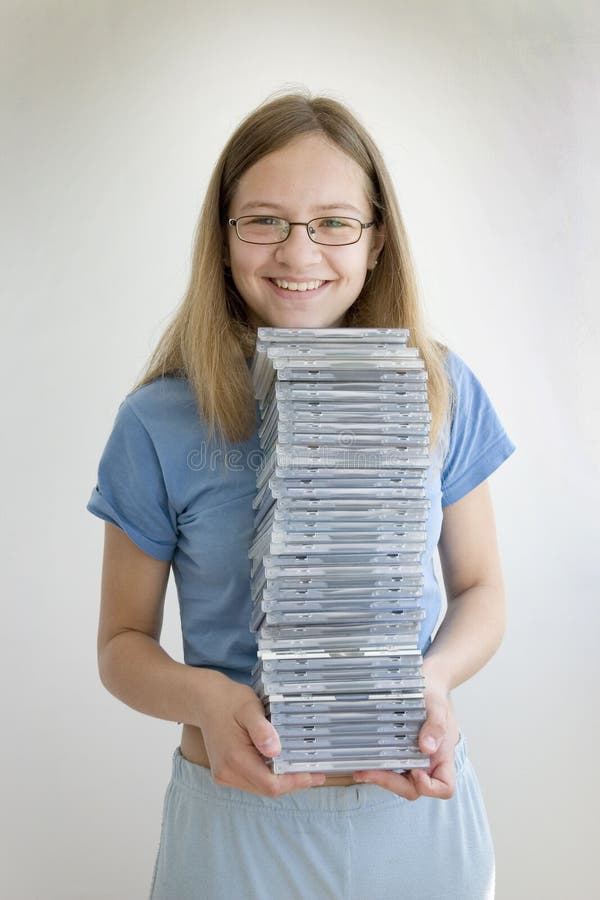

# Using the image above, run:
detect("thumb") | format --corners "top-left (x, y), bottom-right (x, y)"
top-left (237, 701), bottom-right (281, 758)
top-left (419, 693), bottom-right (448, 754)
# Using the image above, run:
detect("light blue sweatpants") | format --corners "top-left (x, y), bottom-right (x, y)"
top-left (149, 734), bottom-right (494, 900)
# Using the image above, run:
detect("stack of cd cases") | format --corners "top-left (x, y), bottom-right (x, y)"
top-left (248, 328), bottom-right (431, 775)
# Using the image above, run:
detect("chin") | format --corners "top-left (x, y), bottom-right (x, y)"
top-left (261, 308), bottom-right (347, 329)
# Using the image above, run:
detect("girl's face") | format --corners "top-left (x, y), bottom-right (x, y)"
top-left (225, 133), bottom-right (384, 329)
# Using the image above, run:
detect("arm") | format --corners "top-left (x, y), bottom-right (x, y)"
top-left (424, 479), bottom-right (506, 691)
top-left (97, 522), bottom-right (326, 796)
top-left (354, 479), bottom-right (506, 797)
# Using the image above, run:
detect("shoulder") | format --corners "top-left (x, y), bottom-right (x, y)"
top-left (125, 375), bottom-right (197, 422)
top-left (444, 349), bottom-right (481, 395)
top-left (443, 349), bottom-right (499, 428)
top-left (120, 376), bottom-right (208, 445)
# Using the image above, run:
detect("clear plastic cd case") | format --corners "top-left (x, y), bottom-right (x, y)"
top-left (248, 328), bottom-right (432, 775)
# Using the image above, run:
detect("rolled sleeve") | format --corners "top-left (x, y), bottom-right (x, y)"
top-left (441, 354), bottom-right (515, 507)
top-left (87, 399), bottom-right (178, 560)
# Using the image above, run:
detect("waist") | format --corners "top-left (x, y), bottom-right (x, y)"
top-left (181, 724), bottom-right (358, 788)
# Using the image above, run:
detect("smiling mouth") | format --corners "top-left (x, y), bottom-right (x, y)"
top-left (269, 278), bottom-right (327, 292)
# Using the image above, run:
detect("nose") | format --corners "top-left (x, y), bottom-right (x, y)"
top-left (273, 224), bottom-right (323, 269)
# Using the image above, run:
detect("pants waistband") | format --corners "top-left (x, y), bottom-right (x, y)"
top-left (169, 733), bottom-right (468, 814)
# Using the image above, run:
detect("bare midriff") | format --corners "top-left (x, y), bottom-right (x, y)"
top-left (180, 724), bottom-right (356, 787)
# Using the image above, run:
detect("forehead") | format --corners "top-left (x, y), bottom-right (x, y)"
top-left (231, 133), bottom-right (371, 211)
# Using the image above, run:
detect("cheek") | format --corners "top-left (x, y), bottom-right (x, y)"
top-left (228, 242), bottom-right (245, 276)
top-left (335, 244), bottom-right (369, 270)
top-left (229, 244), bottom-right (269, 281)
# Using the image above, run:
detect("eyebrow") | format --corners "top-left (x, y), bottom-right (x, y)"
top-left (238, 201), bottom-right (366, 216)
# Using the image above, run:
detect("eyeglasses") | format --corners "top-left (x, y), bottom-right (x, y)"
top-left (228, 215), bottom-right (376, 246)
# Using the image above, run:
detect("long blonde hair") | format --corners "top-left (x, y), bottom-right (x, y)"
top-left (133, 92), bottom-right (451, 446)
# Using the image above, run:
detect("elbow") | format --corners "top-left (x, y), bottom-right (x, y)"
top-left (96, 627), bottom-right (159, 701)
top-left (97, 639), bottom-right (117, 696)
top-left (97, 630), bottom-right (129, 698)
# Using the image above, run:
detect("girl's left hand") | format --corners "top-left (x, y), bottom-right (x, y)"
top-left (353, 685), bottom-right (460, 800)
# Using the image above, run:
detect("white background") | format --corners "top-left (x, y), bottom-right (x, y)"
top-left (1, 1), bottom-right (598, 897)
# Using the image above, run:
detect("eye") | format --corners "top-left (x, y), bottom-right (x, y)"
top-left (248, 216), bottom-right (284, 226)
top-left (320, 218), bottom-right (350, 229)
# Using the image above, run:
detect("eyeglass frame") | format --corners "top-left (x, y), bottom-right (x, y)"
top-left (227, 215), bottom-right (377, 246)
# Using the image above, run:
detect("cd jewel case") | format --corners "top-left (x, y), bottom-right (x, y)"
top-left (249, 328), bottom-right (431, 775)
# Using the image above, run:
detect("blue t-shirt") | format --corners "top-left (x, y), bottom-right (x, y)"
top-left (86, 352), bottom-right (515, 685)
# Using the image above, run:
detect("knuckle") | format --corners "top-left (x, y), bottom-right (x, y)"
top-left (426, 697), bottom-right (447, 717)
top-left (426, 714), bottom-right (446, 730)
top-left (212, 755), bottom-right (239, 786)
top-left (211, 766), bottom-right (230, 786)
top-left (254, 727), bottom-right (272, 746)
top-left (227, 750), bottom-right (246, 772)
top-left (244, 694), bottom-right (263, 714)
top-left (237, 698), bottom-right (261, 725)
top-left (264, 780), bottom-right (283, 798)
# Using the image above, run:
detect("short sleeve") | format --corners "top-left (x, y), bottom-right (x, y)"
top-left (441, 353), bottom-right (515, 507)
top-left (86, 399), bottom-right (178, 560)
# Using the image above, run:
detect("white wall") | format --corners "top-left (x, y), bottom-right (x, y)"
top-left (2, 1), bottom-right (598, 897)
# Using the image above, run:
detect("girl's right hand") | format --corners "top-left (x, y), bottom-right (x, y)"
top-left (196, 672), bottom-right (326, 796)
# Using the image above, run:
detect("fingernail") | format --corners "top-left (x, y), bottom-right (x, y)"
top-left (423, 736), bottom-right (437, 752)
top-left (260, 738), bottom-right (280, 754)
top-left (354, 775), bottom-right (370, 783)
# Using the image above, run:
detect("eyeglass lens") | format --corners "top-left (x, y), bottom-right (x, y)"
top-left (236, 216), bottom-right (363, 245)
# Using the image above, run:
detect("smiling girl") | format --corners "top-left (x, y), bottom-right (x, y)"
top-left (87, 92), bottom-right (514, 899)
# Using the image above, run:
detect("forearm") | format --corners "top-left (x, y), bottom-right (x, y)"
top-left (98, 630), bottom-right (229, 727)
top-left (422, 583), bottom-right (506, 693)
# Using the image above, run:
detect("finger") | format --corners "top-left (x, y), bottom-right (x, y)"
top-left (235, 702), bottom-right (282, 757)
top-left (240, 747), bottom-right (325, 796)
top-left (225, 751), bottom-right (327, 797)
top-left (212, 734), bottom-right (327, 797)
top-left (410, 759), bottom-right (455, 799)
top-left (265, 771), bottom-right (328, 796)
top-left (419, 693), bottom-right (448, 755)
top-left (353, 769), bottom-right (420, 800)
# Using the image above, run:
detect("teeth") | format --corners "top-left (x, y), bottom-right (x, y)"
top-left (272, 279), bottom-right (325, 292)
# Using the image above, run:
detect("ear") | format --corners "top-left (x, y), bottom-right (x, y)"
top-left (367, 225), bottom-right (385, 270)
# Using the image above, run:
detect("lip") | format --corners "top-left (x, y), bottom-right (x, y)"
top-left (268, 276), bottom-right (330, 283)
top-left (265, 277), bottom-right (331, 300)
